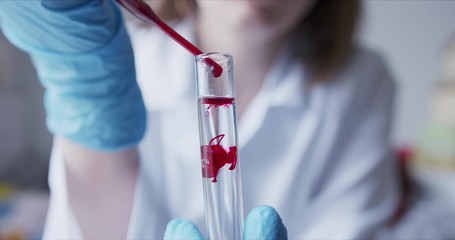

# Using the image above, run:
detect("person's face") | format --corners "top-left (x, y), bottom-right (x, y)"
top-left (196, 0), bottom-right (315, 37)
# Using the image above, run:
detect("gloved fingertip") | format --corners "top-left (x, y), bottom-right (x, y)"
top-left (164, 219), bottom-right (204, 240)
top-left (244, 205), bottom-right (288, 240)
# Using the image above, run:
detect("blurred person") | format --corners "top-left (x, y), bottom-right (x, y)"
top-left (0, 0), bottom-right (400, 239)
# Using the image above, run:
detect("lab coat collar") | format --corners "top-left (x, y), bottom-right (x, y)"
top-left (261, 44), bottom-right (308, 109)
top-left (238, 46), bottom-right (308, 148)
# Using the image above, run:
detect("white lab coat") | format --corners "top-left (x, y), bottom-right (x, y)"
top-left (43, 19), bottom-right (400, 239)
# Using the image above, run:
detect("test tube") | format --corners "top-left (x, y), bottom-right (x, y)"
top-left (195, 53), bottom-right (243, 240)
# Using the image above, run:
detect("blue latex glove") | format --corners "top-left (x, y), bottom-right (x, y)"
top-left (163, 219), bottom-right (205, 240)
top-left (0, 0), bottom-right (146, 151)
top-left (164, 205), bottom-right (288, 240)
top-left (243, 205), bottom-right (288, 239)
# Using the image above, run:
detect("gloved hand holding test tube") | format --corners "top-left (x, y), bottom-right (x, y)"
top-left (1, 0), bottom-right (400, 238)
top-left (117, 1), bottom-right (249, 238)
top-left (117, 1), bottom-right (244, 238)
top-left (0, 0), bottom-right (287, 238)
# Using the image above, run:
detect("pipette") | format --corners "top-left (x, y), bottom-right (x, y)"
top-left (115, 0), bottom-right (223, 77)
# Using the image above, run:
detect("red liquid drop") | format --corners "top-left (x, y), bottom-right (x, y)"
top-left (201, 134), bottom-right (237, 183)
top-left (115, 0), bottom-right (223, 77)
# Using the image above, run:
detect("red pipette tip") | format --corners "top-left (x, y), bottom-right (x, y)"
top-left (116, 0), bottom-right (223, 78)
top-left (205, 58), bottom-right (223, 78)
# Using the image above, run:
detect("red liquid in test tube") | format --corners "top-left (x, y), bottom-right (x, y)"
top-left (200, 97), bottom-right (238, 183)
top-left (196, 54), bottom-right (243, 239)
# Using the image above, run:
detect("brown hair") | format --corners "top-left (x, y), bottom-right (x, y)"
top-left (150, 0), bottom-right (360, 81)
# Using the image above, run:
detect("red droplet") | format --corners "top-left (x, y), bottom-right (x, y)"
top-left (227, 146), bottom-right (237, 170)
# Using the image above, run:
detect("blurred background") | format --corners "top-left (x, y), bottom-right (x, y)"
top-left (1, 1), bottom-right (455, 239)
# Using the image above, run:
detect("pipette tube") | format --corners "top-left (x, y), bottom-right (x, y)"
top-left (195, 53), bottom-right (244, 239)
top-left (115, 0), bottom-right (223, 77)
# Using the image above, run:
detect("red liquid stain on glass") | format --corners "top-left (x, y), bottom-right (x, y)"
top-left (115, 0), bottom-right (223, 77)
top-left (201, 134), bottom-right (237, 183)
top-left (202, 97), bottom-right (235, 110)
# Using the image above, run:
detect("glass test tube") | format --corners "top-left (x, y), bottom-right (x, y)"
top-left (195, 53), bottom-right (244, 240)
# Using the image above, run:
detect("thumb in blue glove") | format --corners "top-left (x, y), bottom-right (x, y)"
top-left (243, 205), bottom-right (288, 240)
top-left (163, 205), bottom-right (287, 240)
top-left (163, 219), bottom-right (205, 240)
